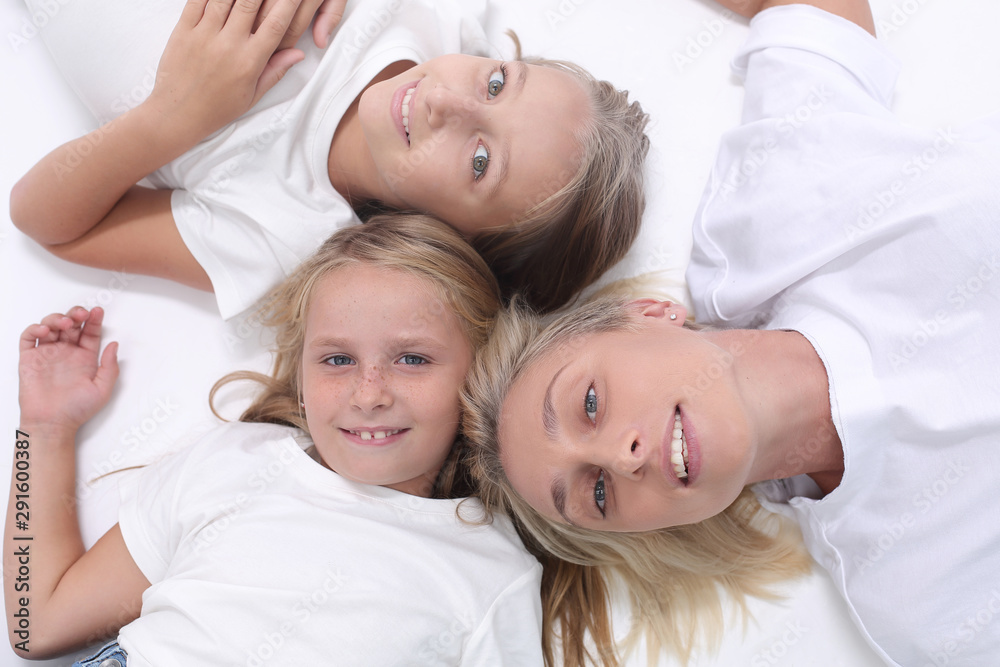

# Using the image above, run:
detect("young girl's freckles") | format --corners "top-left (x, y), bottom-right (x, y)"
top-left (300, 263), bottom-right (473, 496)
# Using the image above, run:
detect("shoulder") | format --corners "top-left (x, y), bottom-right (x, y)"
top-left (145, 421), bottom-right (305, 481)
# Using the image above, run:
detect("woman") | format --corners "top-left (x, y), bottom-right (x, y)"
top-left (462, 0), bottom-right (1000, 664)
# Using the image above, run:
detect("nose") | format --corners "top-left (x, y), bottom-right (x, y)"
top-left (607, 431), bottom-right (648, 480)
top-left (350, 364), bottom-right (393, 412)
top-left (425, 85), bottom-right (482, 130)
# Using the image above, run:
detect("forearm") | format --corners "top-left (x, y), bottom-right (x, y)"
top-left (4, 424), bottom-right (85, 656)
top-left (715, 0), bottom-right (875, 35)
top-left (9, 103), bottom-right (194, 247)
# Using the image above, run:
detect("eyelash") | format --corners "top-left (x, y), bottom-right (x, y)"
top-left (472, 64), bottom-right (508, 181)
top-left (397, 354), bottom-right (427, 365)
top-left (594, 470), bottom-right (607, 517)
top-left (323, 354), bottom-right (428, 366)
top-left (584, 384), bottom-right (598, 423)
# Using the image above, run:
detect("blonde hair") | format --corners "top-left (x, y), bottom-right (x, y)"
top-left (462, 297), bottom-right (812, 665)
top-left (469, 33), bottom-right (650, 314)
top-left (211, 213), bottom-right (501, 499)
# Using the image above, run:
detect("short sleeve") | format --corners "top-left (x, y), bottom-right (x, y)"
top-left (117, 445), bottom-right (203, 584)
top-left (170, 190), bottom-right (310, 320)
top-left (734, 5), bottom-right (900, 123)
top-left (460, 567), bottom-right (544, 666)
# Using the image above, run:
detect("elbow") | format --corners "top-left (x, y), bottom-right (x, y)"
top-left (8, 176), bottom-right (34, 236)
top-left (8, 624), bottom-right (75, 661)
top-left (9, 177), bottom-right (75, 247)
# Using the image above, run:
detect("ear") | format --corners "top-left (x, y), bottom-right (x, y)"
top-left (629, 299), bottom-right (688, 326)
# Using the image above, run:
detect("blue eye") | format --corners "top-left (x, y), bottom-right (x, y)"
top-left (594, 471), bottom-right (606, 516)
top-left (398, 354), bottom-right (427, 365)
top-left (325, 355), bottom-right (353, 366)
top-left (487, 65), bottom-right (506, 98)
top-left (584, 386), bottom-right (598, 422)
top-left (472, 144), bottom-right (489, 180)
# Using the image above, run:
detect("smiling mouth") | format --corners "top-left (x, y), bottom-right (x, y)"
top-left (345, 428), bottom-right (405, 443)
top-left (401, 87), bottom-right (416, 144)
top-left (669, 408), bottom-right (689, 480)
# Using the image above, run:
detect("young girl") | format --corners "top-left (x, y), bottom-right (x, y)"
top-left (10, 0), bottom-right (650, 317)
top-left (4, 215), bottom-right (545, 665)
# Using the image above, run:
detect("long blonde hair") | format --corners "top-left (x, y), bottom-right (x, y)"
top-left (462, 296), bottom-right (811, 665)
top-left (211, 213), bottom-right (501, 499)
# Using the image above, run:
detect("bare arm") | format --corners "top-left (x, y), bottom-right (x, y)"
top-left (714, 0), bottom-right (875, 35)
top-left (4, 308), bottom-right (150, 658)
top-left (11, 0), bottom-right (310, 273)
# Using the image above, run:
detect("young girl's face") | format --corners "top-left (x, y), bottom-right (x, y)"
top-left (299, 263), bottom-right (474, 496)
top-left (358, 55), bottom-right (590, 235)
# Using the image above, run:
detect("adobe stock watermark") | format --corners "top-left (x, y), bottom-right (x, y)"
top-left (244, 567), bottom-right (350, 666)
top-left (193, 444), bottom-right (300, 554)
top-left (924, 588), bottom-right (1000, 667)
top-left (340, 0), bottom-right (405, 58)
top-left (887, 252), bottom-right (998, 371)
top-left (206, 107), bottom-right (291, 196)
top-left (81, 270), bottom-right (135, 310)
top-left (417, 615), bottom-right (473, 663)
top-left (7, 0), bottom-right (72, 53)
top-left (672, 8), bottom-right (738, 73)
top-left (845, 127), bottom-right (958, 242)
top-left (751, 620), bottom-right (809, 666)
top-left (876, 0), bottom-right (932, 38)
top-left (718, 85), bottom-right (834, 201)
top-left (853, 458), bottom-right (970, 574)
top-left (544, 0), bottom-right (591, 31)
top-left (66, 395), bottom-right (181, 509)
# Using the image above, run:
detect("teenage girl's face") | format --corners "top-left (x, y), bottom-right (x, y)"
top-left (299, 264), bottom-right (474, 496)
top-left (498, 301), bottom-right (757, 532)
top-left (358, 55), bottom-right (590, 235)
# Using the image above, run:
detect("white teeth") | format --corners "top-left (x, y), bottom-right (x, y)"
top-left (401, 87), bottom-right (415, 137)
top-left (351, 429), bottom-right (401, 442)
top-left (670, 409), bottom-right (688, 479)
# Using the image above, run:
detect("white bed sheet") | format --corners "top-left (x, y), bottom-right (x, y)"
top-left (2, 1), bottom-right (998, 665)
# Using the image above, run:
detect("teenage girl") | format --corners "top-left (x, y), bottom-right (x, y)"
top-left (11, 0), bottom-right (650, 316)
top-left (5, 215), bottom-right (544, 665)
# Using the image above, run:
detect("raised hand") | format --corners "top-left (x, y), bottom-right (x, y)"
top-left (18, 307), bottom-right (119, 435)
top-left (257, 0), bottom-right (349, 50)
top-left (145, 0), bottom-right (309, 147)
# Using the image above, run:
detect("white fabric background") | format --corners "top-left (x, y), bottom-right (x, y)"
top-left (3, 0), bottom-right (998, 664)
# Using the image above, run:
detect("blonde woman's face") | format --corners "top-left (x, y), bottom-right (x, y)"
top-left (300, 265), bottom-right (473, 496)
top-left (498, 301), bottom-right (757, 531)
top-left (358, 55), bottom-right (589, 235)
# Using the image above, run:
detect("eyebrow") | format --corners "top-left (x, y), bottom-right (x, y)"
top-left (551, 477), bottom-right (574, 525)
top-left (541, 363), bottom-right (568, 440)
top-left (309, 336), bottom-right (445, 351)
top-left (486, 62), bottom-right (527, 202)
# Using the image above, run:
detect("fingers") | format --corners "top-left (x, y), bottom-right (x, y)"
top-left (252, 0), bottom-right (305, 47)
top-left (178, 0), bottom-right (213, 29)
top-left (78, 307), bottom-right (106, 353)
top-left (95, 341), bottom-right (121, 397)
top-left (312, 0), bottom-right (347, 48)
top-left (20, 307), bottom-right (104, 350)
top-left (253, 48), bottom-right (305, 105)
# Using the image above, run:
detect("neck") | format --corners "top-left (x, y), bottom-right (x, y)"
top-left (709, 328), bottom-right (844, 494)
top-left (327, 60), bottom-right (417, 208)
top-left (328, 99), bottom-right (376, 206)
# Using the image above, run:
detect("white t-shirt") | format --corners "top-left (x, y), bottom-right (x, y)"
top-left (116, 421), bottom-right (544, 666)
top-left (687, 7), bottom-right (1000, 666)
top-left (27, 0), bottom-right (490, 319)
